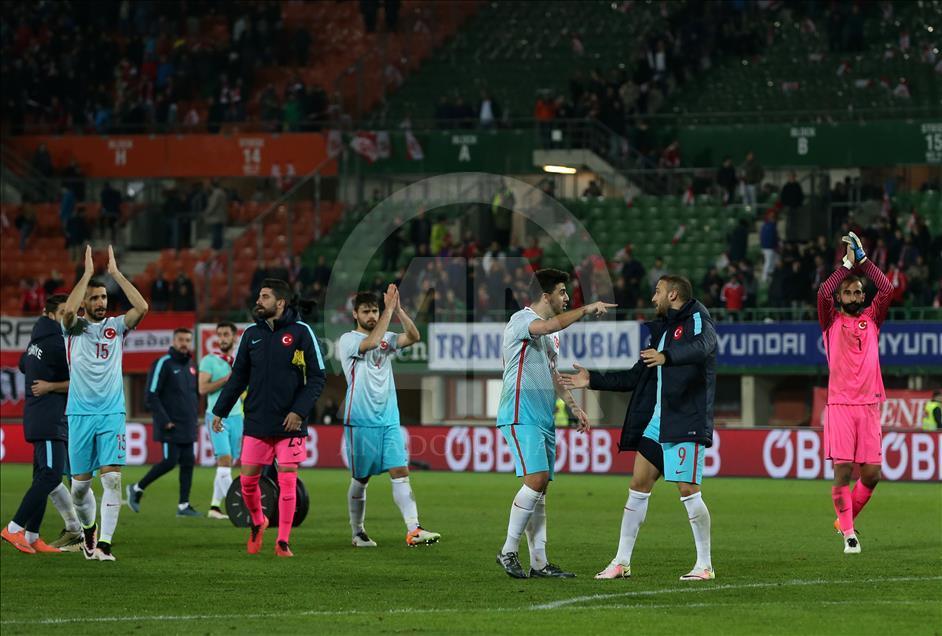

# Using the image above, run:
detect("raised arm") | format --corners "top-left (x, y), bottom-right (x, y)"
top-left (858, 259), bottom-right (894, 326)
top-left (359, 285), bottom-right (397, 353)
top-left (107, 245), bottom-right (148, 329)
top-left (529, 301), bottom-right (617, 337)
top-left (588, 360), bottom-right (646, 392)
top-left (62, 245), bottom-right (94, 329)
top-left (817, 241), bottom-right (855, 330)
top-left (395, 293), bottom-right (421, 348)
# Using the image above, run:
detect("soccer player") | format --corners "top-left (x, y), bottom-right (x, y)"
top-left (338, 285), bottom-right (439, 548)
top-left (559, 275), bottom-right (717, 581)
top-left (212, 278), bottom-right (325, 557)
top-left (199, 321), bottom-right (244, 519)
top-left (495, 268), bottom-right (615, 578)
top-left (62, 246), bottom-right (149, 561)
top-left (2, 294), bottom-right (83, 554)
top-left (126, 328), bottom-right (201, 517)
top-left (817, 232), bottom-right (893, 554)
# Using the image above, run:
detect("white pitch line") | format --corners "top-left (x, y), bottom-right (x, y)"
top-left (2, 576), bottom-right (940, 626)
top-left (530, 575), bottom-right (942, 610)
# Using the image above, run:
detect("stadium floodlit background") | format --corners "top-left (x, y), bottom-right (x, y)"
top-left (0, 1), bottom-right (940, 633)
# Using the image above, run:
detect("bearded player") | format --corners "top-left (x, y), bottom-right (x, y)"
top-left (338, 285), bottom-right (439, 547)
top-left (62, 246), bottom-right (149, 561)
top-left (817, 232), bottom-right (893, 554)
top-left (199, 321), bottom-right (243, 519)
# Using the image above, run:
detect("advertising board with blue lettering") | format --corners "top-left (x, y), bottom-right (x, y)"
top-left (428, 321), bottom-right (942, 371)
top-left (428, 321), bottom-right (641, 372)
top-left (644, 321), bottom-right (942, 368)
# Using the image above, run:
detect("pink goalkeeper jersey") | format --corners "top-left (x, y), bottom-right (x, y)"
top-left (817, 260), bottom-right (894, 405)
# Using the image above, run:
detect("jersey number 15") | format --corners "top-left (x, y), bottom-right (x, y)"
top-left (95, 343), bottom-right (111, 359)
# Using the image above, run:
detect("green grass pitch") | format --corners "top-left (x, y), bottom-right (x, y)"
top-left (1, 466), bottom-right (940, 634)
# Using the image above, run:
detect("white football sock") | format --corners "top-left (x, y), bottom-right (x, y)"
top-left (212, 467), bottom-right (232, 507)
top-left (26, 531), bottom-right (39, 544)
top-left (615, 489), bottom-right (650, 565)
top-left (681, 491), bottom-right (712, 569)
top-left (391, 477), bottom-right (419, 532)
top-left (99, 472), bottom-right (122, 544)
top-left (50, 482), bottom-right (81, 532)
top-left (348, 479), bottom-right (367, 534)
top-left (502, 485), bottom-right (542, 554)
top-left (70, 478), bottom-right (96, 528)
top-left (524, 492), bottom-right (547, 569)
top-left (7, 521), bottom-right (24, 533)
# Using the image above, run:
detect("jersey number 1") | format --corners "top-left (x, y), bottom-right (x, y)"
top-left (96, 343), bottom-right (110, 359)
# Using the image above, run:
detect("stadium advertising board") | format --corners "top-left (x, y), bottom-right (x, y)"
top-left (428, 321), bottom-right (641, 372)
top-left (811, 387), bottom-right (934, 429)
top-left (0, 312), bottom-right (195, 417)
top-left (427, 321), bottom-right (942, 371)
top-left (643, 321), bottom-right (942, 368)
top-left (0, 424), bottom-right (938, 482)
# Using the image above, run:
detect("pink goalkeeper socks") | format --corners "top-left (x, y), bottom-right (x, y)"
top-left (851, 482), bottom-right (875, 518)
top-left (831, 485), bottom-right (854, 536)
top-left (277, 472), bottom-right (298, 544)
top-left (241, 473), bottom-right (264, 527)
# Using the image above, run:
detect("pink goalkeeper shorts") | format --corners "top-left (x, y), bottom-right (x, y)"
top-left (241, 436), bottom-right (306, 467)
top-left (824, 404), bottom-right (882, 465)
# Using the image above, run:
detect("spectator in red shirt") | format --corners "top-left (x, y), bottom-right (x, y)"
top-left (720, 275), bottom-right (746, 320)
top-left (886, 263), bottom-right (908, 305)
top-left (21, 278), bottom-right (45, 313)
top-left (522, 237), bottom-right (543, 270)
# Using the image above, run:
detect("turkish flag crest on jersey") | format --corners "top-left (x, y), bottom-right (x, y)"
top-left (673, 326), bottom-right (684, 340)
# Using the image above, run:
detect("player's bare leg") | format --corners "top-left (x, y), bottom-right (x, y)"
top-left (596, 455), bottom-right (659, 580)
top-left (832, 462), bottom-right (860, 553)
top-left (389, 466), bottom-right (440, 546)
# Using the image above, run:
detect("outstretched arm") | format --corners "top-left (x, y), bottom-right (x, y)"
top-left (529, 301), bottom-right (617, 337)
top-left (107, 246), bottom-right (148, 329)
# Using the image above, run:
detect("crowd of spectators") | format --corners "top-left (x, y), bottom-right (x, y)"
top-left (1, 1), bottom-right (339, 135)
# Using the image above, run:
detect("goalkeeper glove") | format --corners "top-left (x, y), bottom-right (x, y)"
top-left (842, 231), bottom-right (867, 263)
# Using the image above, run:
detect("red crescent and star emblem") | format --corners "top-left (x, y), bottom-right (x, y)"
top-left (858, 320), bottom-right (867, 330)
top-left (281, 334), bottom-right (294, 347)
top-left (380, 340), bottom-right (389, 350)
top-left (673, 326), bottom-right (684, 340)
top-left (103, 327), bottom-right (117, 339)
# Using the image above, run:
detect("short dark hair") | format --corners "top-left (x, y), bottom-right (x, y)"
top-left (87, 278), bottom-right (107, 292)
top-left (658, 275), bottom-right (692, 302)
top-left (354, 291), bottom-right (379, 311)
top-left (173, 327), bottom-right (192, 336)
top-left (532, 268), bottom-right (570, 298)
top-left (216, 321), bottom-right (238, 333)
top-left (260, 278), bottom-right (291, 301)
top-left (44, 293), bottom-right (68, 314)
